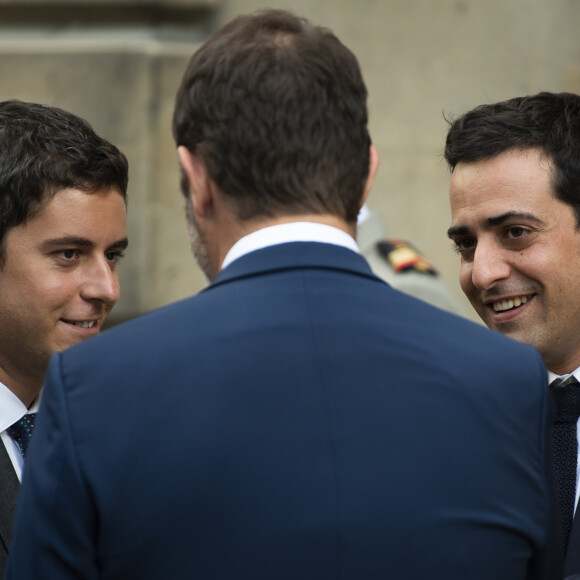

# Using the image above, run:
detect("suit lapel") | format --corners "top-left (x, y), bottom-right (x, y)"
top-left (0, 441), bottom-right (19, 554)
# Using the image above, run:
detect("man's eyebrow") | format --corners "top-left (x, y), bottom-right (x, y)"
top-left (447, 225), bottom-right (468, 239)
top-left (487, 211), bottom-right (543, 227)
top-left (447, 212), bottom-right (544, 239)
top-left (41, 236), bottom-right (129, 250)
top-left (41, 236), bottom-right (94, 249)
top-left (109, 238), bottom-right (129, 250)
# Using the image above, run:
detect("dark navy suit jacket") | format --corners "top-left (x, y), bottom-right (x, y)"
top-left (6, 242), bottom-right (560, 579)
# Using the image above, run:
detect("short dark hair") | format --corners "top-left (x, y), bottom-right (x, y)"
top-left (172, 9), bottom-right (371, 223)
top-left (0, 100), bottom-right (128, 262)
top-left (444, 91), bottom-right (580, 225)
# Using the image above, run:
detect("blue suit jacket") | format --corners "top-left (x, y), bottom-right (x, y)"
top-left (6, 242), bottom-right (560, 579)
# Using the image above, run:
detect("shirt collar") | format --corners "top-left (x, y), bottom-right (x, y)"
top-left (548, 368), bottom-right (580, 385)
top-left (0, 381), bottom-right (31, 433)
top-left (221, 222), bottom-right (359, 272)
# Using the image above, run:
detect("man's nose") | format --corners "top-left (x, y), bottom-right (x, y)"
top-left (80, 258), bottom-right (120, 305)
top-left (470, 241), bottom-right (511, 290)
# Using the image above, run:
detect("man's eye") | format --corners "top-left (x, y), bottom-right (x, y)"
top-left (506, 226), bottom-right (528, 239)
top-left (105, 251), bottom-right (125, 263)
top-left (453, 238), bottom-right (476, 253)
top-left (60, 249), bottom-right (79, 259)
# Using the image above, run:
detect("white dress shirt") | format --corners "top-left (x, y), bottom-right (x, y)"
top-left (0, 381), bottom-right (40, 481)
top-left (221, 221), bottom-right (360, 271)
top-left (548, 368), bottom-right (580, 515)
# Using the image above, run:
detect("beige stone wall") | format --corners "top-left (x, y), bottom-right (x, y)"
top-left (1, 0), bottom-right (580, 322)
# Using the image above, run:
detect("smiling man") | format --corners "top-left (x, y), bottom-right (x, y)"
top-left (0, 100), bottom-right (128, 575)
top-left (445, 91), bottom-right (580, 577)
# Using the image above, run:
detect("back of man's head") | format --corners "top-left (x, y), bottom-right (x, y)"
top-left (444, 91), bottom-right (580, 225)
top-left (0, 100), bottom-right (128, 264)
top-left (172, 9), bottom-right (371, 224)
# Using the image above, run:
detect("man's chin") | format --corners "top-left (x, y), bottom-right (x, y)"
top-left (485, 321), bottom-right (540, 353)
top-left (54, 324), bottom-right (101, 352)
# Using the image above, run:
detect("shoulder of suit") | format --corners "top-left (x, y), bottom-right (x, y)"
top-left (376, 239), bottom-right (438, 276)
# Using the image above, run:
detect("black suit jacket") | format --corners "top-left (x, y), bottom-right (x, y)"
top-left (0, 442), bottom-right (18, 577)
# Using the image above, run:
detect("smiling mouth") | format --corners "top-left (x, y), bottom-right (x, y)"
top-left (62, 319), bottom-right (97, 329)
top-left (491, 295), bottom-right (531, 313)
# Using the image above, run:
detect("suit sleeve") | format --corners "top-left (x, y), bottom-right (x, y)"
top-left (5, 353), bottom-right (99, 580)
top-left (525, 350), bottom-right (564, 580)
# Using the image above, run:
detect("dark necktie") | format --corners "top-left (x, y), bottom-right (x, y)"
top-left (6, 413), bottom-right (37, 459)
top-left (551, 376), bottom-right (580, 554)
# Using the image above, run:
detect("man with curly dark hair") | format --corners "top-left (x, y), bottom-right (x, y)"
top-left (0, 99), bottom-right (128, 575)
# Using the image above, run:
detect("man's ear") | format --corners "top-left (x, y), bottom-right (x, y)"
top-left (177, 146), bottom-right (213, 217)
top-left (360, 144), bottom-right (380, 208)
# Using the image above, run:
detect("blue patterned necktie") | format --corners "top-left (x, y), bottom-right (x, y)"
top-left (551, 376), bottom-right (580, 554)
top-left (6, 413), bottom-right (37, 459)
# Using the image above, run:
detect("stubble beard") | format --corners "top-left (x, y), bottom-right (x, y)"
top-left (185, 196), bottom-right (213, 281)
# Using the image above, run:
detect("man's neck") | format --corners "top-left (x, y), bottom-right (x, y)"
top-left (215, 213), bottom-right (355, 272)
top-left (243, 213), bottom-right (355, 237)
top-left (0, 366), bottom-right (43, 408)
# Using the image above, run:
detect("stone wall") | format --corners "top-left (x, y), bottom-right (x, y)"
top-left (2, 0), bottom-right (579, 321)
